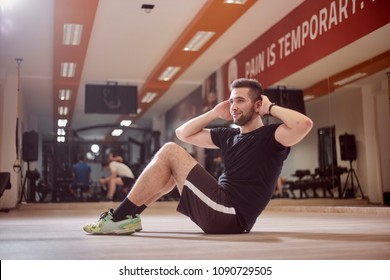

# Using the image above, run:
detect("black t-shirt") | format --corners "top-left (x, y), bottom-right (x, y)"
top-left (210, 124), bottom-right (290, 231)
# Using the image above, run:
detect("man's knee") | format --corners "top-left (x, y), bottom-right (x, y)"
top-left (156, 142), bottom-right (196, 171)
top-left (157, 142), bottom-right (186, 157)
top-left (161, 142), bottom-right (180, 151)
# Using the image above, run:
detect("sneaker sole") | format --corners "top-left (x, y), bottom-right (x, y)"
top-left (87, 229), bottom-right (135, 235)
top-left (83, 225), bottom-right (136, 235)
top-left (134, 223), bottom-right (142, 232)
top-left (104, 229), bottom-right (135, 235)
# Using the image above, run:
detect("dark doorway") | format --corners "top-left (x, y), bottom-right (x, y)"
top-left (317, 126), bottom-right (347, 197)
top-left (318, 126), bottom-right (337, 169)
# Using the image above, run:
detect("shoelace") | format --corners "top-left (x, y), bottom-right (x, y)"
top-left (99, 208), bottom-right (114, 220)
top-left (86, 209), bottom-right (113, 230)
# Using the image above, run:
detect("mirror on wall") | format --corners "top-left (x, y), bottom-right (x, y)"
top-left (318, 126), bottom-right (337, 170)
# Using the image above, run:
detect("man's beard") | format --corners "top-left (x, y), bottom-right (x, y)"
top-left (233, 108), bottom-right (256, 126)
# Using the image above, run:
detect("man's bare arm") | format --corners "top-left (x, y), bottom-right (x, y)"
top-left (260, 96), bottom-right (313, 147)
top-left (175, 101), bottom-right (231, 148)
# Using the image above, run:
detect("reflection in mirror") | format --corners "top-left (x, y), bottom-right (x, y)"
top-left (317, 126), bottom-right (346, 198)
top-left (318, 126), bottom-right (337, 170)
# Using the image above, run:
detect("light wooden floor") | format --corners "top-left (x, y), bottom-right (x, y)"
top-left (1, 200), bottom-right (389, 260)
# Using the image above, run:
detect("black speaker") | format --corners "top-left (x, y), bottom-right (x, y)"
top-left (22, 130), bottom-right (38, 162)
top-left (339, 133), bottom-right (357, 161)
top-left (0, 172), bottom-right (11, 198)
top-left (264, 88), bottom-right (306, 115)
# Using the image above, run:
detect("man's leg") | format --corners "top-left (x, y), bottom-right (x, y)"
top-left (129, 142), bottom-right (197, 205)
top-left (106, 177), bottom-right (123, 200)
top-left (83, 142), bottom-right (198, 234)
top-left (68, 184), bottom-right (78, 200)
top-left (113, 142), bottom-right (197, 219)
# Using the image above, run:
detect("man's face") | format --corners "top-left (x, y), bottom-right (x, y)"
top-left (229, 88), bottom-right (259, 126)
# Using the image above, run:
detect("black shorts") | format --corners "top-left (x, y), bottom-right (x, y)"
top-left (177, 164), bottom-right (245, 234)
top-left (121, 177), bottom-right (135, 188)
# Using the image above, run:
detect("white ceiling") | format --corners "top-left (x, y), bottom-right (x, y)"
top-left (1, 0), bottom-right (389, 141)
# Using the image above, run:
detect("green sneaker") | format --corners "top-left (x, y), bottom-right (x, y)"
top-left (83, 209), bottom-right (135, 235)
top-left (132, 214), bottom-right (143, 232)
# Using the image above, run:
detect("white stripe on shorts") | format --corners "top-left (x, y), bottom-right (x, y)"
top-left (184, 179), bottom-right (236, 215)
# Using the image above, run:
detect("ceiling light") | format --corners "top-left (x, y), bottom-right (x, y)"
top-left (57, 128), bottom-right (66, 136)
top-left (224, 0), bottom-right (248, 4)
top-left (120, 120), bottom-right (132, 127)
top-left (183, 31), bottom-right (215, 52)
top-left (333, 72), bottom-right (367, 86)
top-left (57, 119), bottom-right (68, 127)
top-left (63, 24), bottom-right (83, 45)
top-left (141, 92), bottom-right (158, 103)
top-left (58, 106), bottom-right (69, 115)
top-left (158, 66), bottom-right (181, 81)
top-left (60, 62), bottom-right (76, 77)
top-left (111, 129), bottom-right (123, 137)
top-left (59, 89), bottom-right (71, 100)
top-left (91, 144), bottom-right (100, 153)
top-left (57, 136), bottom-right (65, 143)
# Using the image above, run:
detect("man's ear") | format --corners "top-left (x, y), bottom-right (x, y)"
top-left (255, 100), bottom-right (262, 113)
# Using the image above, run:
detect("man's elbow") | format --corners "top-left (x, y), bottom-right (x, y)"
top-left (299, 117), bottom-right (313, 135)
top-left (175, 127), bottom-right (185, 141)
top-left (284, 117), bottom-right (313, 147)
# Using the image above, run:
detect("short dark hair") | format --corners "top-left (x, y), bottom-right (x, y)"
top-left (230, 78), bottom-right (264, 101)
